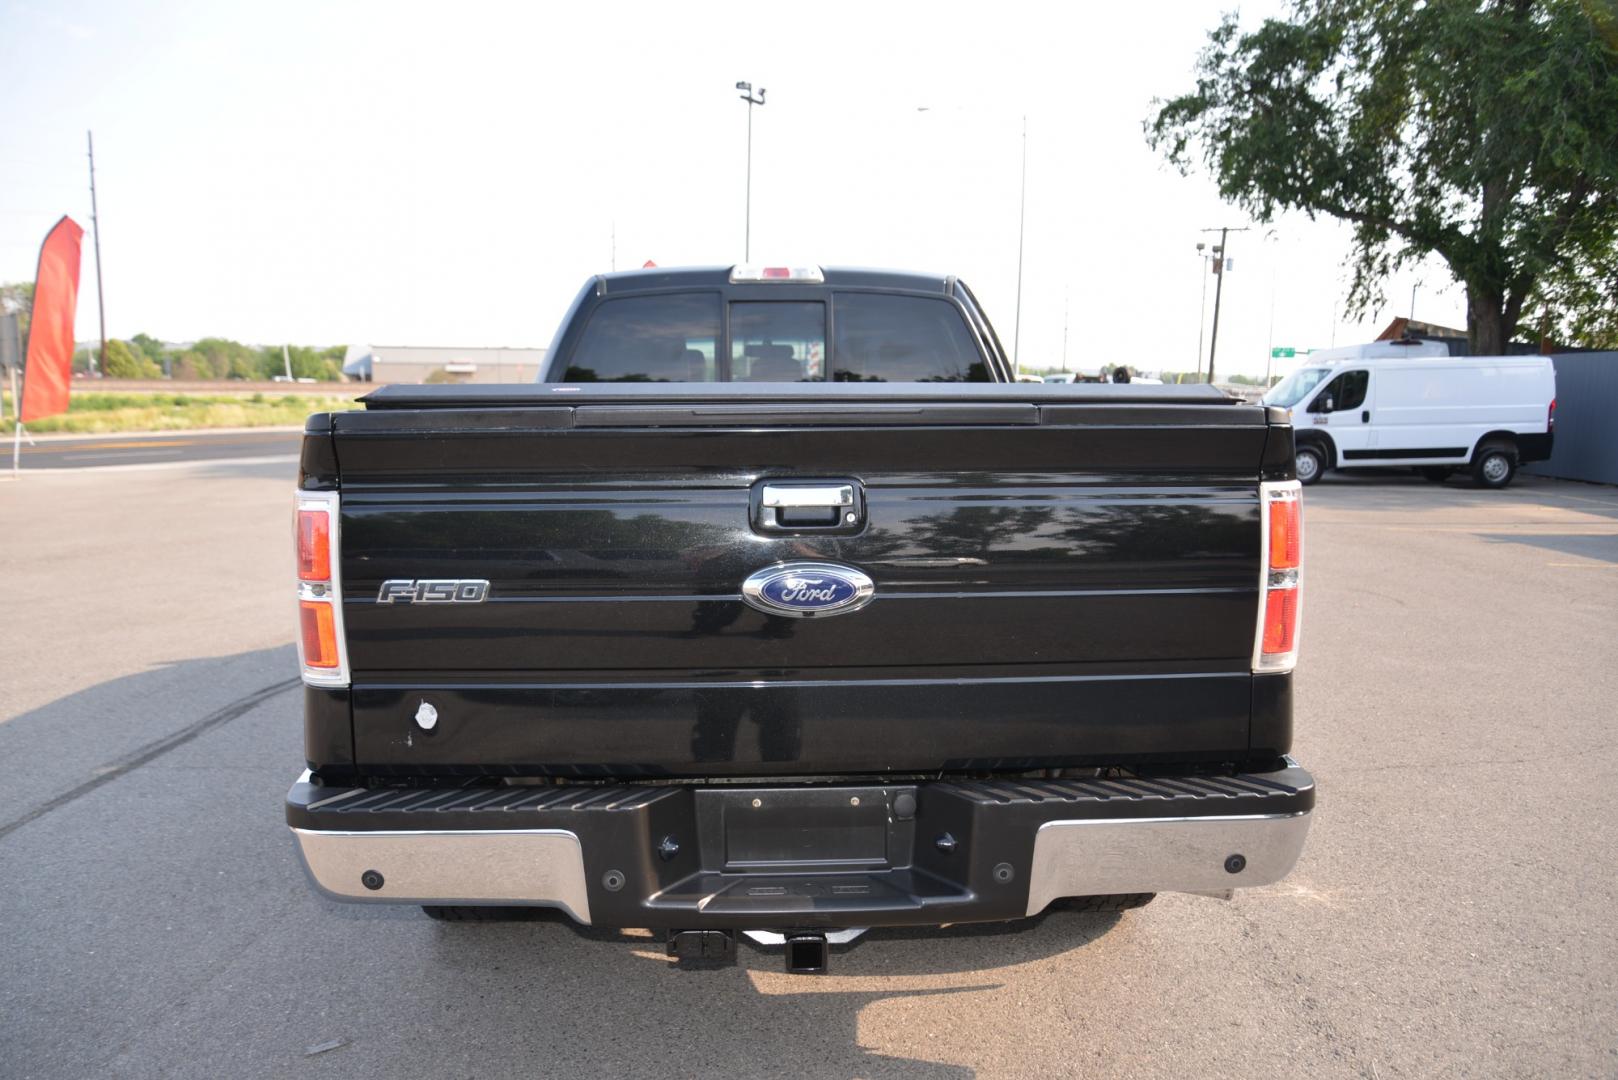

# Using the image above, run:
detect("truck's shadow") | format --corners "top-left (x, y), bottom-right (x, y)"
top-left (397, 906), bottom-right (1129, 1079)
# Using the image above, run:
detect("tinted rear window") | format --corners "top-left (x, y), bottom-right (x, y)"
top-left (563, 293), bottom-right (719, 382)
top-left (832, 293), bottom-right (988, 382)
top-left (731, 302), bottom-right (825, 381)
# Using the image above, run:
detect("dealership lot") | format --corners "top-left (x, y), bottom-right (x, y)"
top-left (2, 461), bottom-right (1615, 1079)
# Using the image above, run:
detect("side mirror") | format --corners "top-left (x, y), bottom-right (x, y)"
top-left (1313, 394), bottom-right (1335, 413)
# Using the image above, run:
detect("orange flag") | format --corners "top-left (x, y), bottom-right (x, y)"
top-left (21, 216), bottom-right (85, 423)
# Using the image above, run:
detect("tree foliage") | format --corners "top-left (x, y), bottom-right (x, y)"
top-left (1147, 0), bottom-right (1618, 352)
top-left (1, 281), bottom-right (34, 342)
top-left (101, 339), bottom-right (161, 379)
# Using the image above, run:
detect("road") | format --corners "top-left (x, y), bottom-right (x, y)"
top-left (2, 461), bottom-right (1616, 1079)
top-left (12, 428), bottom-right (301, 470)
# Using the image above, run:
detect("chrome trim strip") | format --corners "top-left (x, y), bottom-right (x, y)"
top-left (760, 484), bottom-right (855, 508)
top-left (1024, 810), bottom-right (1312, 916)
top-left (290, 827), bottom-right (592, 924)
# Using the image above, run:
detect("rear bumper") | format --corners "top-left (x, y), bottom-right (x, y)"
top-left (287, 761), bottom-right (1314, 929)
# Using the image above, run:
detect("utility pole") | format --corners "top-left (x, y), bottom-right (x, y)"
top-left (1195, 241), bottom-right (1210, 380)
top-left (87, 130), bottom-right (106, 377)
top-left (1201, 225), bottom-right (1248, 384)
top-left (1061, 289), bottom-right (1069, 373)
top-left (736, 82), bottom-right (767, 260)
top-left (1012, 114), bottom-right (1027, 372)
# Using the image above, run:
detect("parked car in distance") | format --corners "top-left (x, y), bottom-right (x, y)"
top-left (1263, 350), bottom-right (1555, 488)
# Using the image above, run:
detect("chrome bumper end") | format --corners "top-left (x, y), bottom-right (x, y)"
top-left (1024, 810), bottom-right (1313, 916)
top-left (290, 827), bottom-right (593, 924)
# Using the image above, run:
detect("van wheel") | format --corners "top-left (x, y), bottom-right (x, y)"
top-left (1417, 466), bottom-right (1452, 483)
top-left (1294, 445), bottom-right (1325, 485)
top-left (1472, 444), bottom-right (1516, 489)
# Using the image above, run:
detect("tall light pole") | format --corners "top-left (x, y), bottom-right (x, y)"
top-left (736, 81), bottom-right (766, 260)
top-left (1012, 114), bottom-right (1027, 373)
top-left (916, 107), bottom-right (1028, 372)
top-left (87, 130), bottom-right (106, 377)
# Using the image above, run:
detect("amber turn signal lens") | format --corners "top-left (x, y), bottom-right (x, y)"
top-left (299, 600), bottom-right (339, 668)
top-left (1268, 497), bottom-right (1300, 570)
top-left (1261, 588), bottom-right (1299, 655)
top-left (297, 509), bottom-right (331, 581)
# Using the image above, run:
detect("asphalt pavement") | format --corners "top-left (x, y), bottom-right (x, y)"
top-left (12, 428), bottom-right (301, 470)
top-left (2, 461), bottom-right (1615, 1079)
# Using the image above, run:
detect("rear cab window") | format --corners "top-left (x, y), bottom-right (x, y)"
top-left (562, 292), bottom-right (720, 382)
top-left (556, 287), bottom-right (991, 383)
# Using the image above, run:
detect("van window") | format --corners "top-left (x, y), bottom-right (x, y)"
top-left (1310, 369), bottom-right (1368, 412)
top-left (731, 302), bottom-right (825, 381)
top-left (1263, 367), bottom-right (1330, 408)
top-left (831, 293), bottom-right (988, 382)
top-left (563, 293), bottom-right (720, 381)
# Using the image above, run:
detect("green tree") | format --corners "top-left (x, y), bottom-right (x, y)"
top-left (129, 333), bottom-right (170, 374)
top-left (1147, 0), bottom-right (1618, 354)
top-left (1, 282), bottom-right (33, 342)
top-left (102, 338), bottom-right (161, 379)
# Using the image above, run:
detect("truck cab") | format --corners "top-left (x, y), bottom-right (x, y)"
top-left (540, 265), bottom-right (1013, 384)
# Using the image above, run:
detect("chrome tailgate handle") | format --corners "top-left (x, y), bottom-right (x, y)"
top-left (760, 484), bottom-right (854, 509)
top-left (753, 480), bottom-right (865, 534)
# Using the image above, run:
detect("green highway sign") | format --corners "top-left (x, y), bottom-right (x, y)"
top-left (1271, 347), bottom-right (1295, 358)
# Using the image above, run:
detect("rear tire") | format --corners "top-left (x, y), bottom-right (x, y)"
top-left (1294, 445), bottom-right (1325, 486)
top-left (1471, 443), bottom-right (1517, 489)
top-left (1417, 466), bottom-right (1453, 482)
top-left (422, 905), bottom-right (556, 922)
top-left (1047, 893), bottom-right (1156, 913)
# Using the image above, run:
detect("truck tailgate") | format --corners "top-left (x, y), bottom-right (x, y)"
top-left (324, 389), bottom-right (1286, 775)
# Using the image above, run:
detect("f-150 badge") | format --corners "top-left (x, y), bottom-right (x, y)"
top-left (376, 579), bottom-right (489, 604)
top-left (741, 562), bottom-right (874, 618)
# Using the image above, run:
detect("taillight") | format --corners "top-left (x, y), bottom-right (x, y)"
top-left (1548, 398), bottom-right (1556, 433)
top-left (297, 510), bottom-right (331, 581)
top-left (1253, 481), bottom-right (1302, 673)
top-left (295, 491), bottom-right (348, 686)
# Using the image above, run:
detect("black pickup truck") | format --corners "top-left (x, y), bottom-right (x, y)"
top-left (286, 266), bottom-right (1313, 973)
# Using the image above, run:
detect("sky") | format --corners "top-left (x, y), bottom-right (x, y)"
top-left (0, 0), bottom-right (1472, 378)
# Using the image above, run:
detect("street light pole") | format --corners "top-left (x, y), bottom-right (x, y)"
top-left (87, 130), bottom-right (106, 377)
top-left (1012, 114), bottom-right (1027, 372)
top-left (736, 82), bottom-right (766, 260)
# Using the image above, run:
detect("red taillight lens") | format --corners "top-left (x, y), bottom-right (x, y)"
top-left (1548, 398), bottom-right (1556, 432)
top-left (1255, 482), bottom-right (1302, 671)
top-left (1261, 588), bottom-right (1299, 654)
top-left (1268, 497), bottom-right (1301, 570)
top-left (299, 600), bottom-right (339, 668)
top-left (297, 509), bottom-right (331, 581)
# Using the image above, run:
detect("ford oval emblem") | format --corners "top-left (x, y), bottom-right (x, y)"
top-left (741, 562), bottom-right (875, 619)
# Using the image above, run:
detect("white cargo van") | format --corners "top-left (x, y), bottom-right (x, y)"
top-left (1262, 348), bottom-right (1556, 488)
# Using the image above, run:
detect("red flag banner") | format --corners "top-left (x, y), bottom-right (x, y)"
top-left (21, 215), bottom-right (85, 423)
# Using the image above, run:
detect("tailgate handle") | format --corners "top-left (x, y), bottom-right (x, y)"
top-left (753, 481), bottom-right (865, 534)
top-left (761, 484), bottom-right (854, 509)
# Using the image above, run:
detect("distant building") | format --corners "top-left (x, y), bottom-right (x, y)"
top-left (1374, 317), bottom-right (1568, 356)
top-left (344, 344), bottom-right (548, 384)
